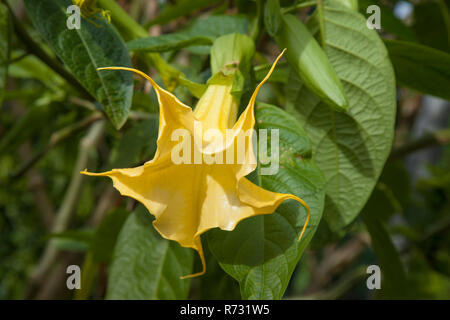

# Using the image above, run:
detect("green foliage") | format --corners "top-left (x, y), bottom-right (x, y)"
top-left (385, 40), bottom-right (450, 101)
top-left (187, 15), bottom-right (250, 55)
top-left (127, 34), bottom-right (213, 53)
top-left (107, 206), bottom-right (193, 299)
top-left (264, 0), bottom-right (283, 37)
top-left (24, 0), bottom-right (133, 129)
top-left (276, 13), bottom-right (348, 112)
top-left (144, 0), bottom-right (223, 28)
top-left (2, 0), bottom-right (450, 301)
top-left (0, 3), bottom-right (10, 105)
top-left (208, 104), bottom-right (325, 299)
top-left (358, 0), bottom-right (417, 41)
top-left (285, 1), bottom-right (396, 232)
top-left (361, 210), bottom-right (407, 299)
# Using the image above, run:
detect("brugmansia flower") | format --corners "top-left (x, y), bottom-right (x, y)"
top-left (81, 50), bottom-right (310, 279)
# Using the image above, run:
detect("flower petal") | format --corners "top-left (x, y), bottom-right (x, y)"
top-left (98, 67), bottom-right (196, 161)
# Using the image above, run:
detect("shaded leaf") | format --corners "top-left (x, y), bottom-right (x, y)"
top-left (264, 0), bottom-right (282, 37)
top-left (127, 34), bottom-right (213, 53)
top-left (385, 39), bottom-right (450, 100)
top-left (108, 118), bottom-right (159, 170)
top-left (24, 0), bottom-right (133, 129)
top-left (361, 210), bottom-right (407, 299)
top-left (146, 0), bottom-right (222, 27)
top-left (358, 0), bottom-right (417, 41)
top-left (413, 0), bottom-right (450, 52)
top-left (286, 1), bottom-right (396, 231)
top-left (208, 103), bottom-right (325, 299)
top-left (188, 15), bottom-right (249, 54)
top-left (90, 208), bottom-right (128, 263)
top-left (0, 3), bottom-right (10, 105)
top-left (107, 206), bottom-right (193, 299)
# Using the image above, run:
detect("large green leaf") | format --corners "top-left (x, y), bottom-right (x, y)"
top-left (276, 14), bottom-right (348, 112)
top-left (107, 118), bottom-right (159, 170)
top-left (127, 34), bottom-right (213, 53)
top-left (107, 206), bottom-right (193, 300)
top-left (24, 0), bottom-right (133, 129)
top-left (361, 210), bottom-right (407, 299)
top-left (285, 1), bottom-right (396, 231)
top-left (0, 3), bottom-right (10, 105)
top-left (187, 15), bottom-right (249, 54)
top-left (145, 0), bottom-right (222, 28)
top-left (207, 103), bottom-right (325, 299)
top-left (358, 0), bottom-right (417, 41)
top-left (385, 39), bottom-right (450, 100)
top-left (413, 0), bottom-right (450, 52)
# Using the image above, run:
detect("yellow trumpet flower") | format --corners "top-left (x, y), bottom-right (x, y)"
top-left (81, 50), bottom-right (310, 279)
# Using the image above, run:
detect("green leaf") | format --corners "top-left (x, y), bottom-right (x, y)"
top-left (361, 210), bottom-right (407, 299)
top-left (145, 0), bottom-right (222, 28)
top-left (264, 0), bottom-right (282, 37)
top-left (197, 248), bottom-right (241, 300)
top-left (207, 103), bottom-right (325, 299)
top-left (384, 39), bottom-right (450, 100)
top-left (358, 0), bottom-right (417, 41)
top-left (0, 104), bottom-right (52, 155)
top-left (413, 0), bottom-right (450, 52)
top-left (0, 3), bottom-right (10, 105)
top-left (187, 15), bottom-right (249, 55)
top-left (108, 118), bottom-right (159, 170)
top-left (336, 0), bottom-right (358, 10)
top-left (90, 208), bottom-right (128, 263)
top-left (107, 206), bottom-right (193, 299)
top-left (285, 1), bottom-right (396, 232)
top-left (254, 62), bottom-right (288, 83)
top-left (24, 0), bottom-right (133, 129)
top-left (47, 229), bottom-right (94, 245)
top-left (275, 14), bottom-right (348, 112)
top-left (127, 34), bottom-right (213, 53)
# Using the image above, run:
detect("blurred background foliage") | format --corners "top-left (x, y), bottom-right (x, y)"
top-left (0, 0), bottom-right (450, 300)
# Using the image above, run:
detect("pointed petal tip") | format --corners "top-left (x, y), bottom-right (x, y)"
top-left (179, 269), bottom-right (206, 280)
top-left (80, 169), bottom-right (111, 177)
top-left (179, 241), bottom-right (206, 279)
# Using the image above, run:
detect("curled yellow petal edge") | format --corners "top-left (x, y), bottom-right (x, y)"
top-left (82, 49), bottom-right (311, 279)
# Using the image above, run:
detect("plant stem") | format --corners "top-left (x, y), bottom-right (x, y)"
top-left (389, 128), bottom-right (450, 160)
top-left (25, 121), bottom-right (105, 298)
top-left (11, 113), bottom-right (102, 179)
top-left (316, 0), bottom-right (326, 48)
top-left (281, 1), bottom-right (317, 14)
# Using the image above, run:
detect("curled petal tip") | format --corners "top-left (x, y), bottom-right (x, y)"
top-left (179, 270), bottom-right (206, 280)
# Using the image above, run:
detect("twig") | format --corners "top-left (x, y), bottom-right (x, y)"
top-left (11, 113), bottom-right (102, 179)
top-left (25, 121), bottom-right (105, 298)
top-left (293, 266), bottom-right (367, 300)
top-left (281, 1), bottom-right (317, 14)
top-left (88, 185), bottom-right (118, 227)
top-left (4, 0), bottom-right (93, 99)
top-left (70, 96), bottom-right (158, 120)
top-left (389, 128), bottom-right (450, 160)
